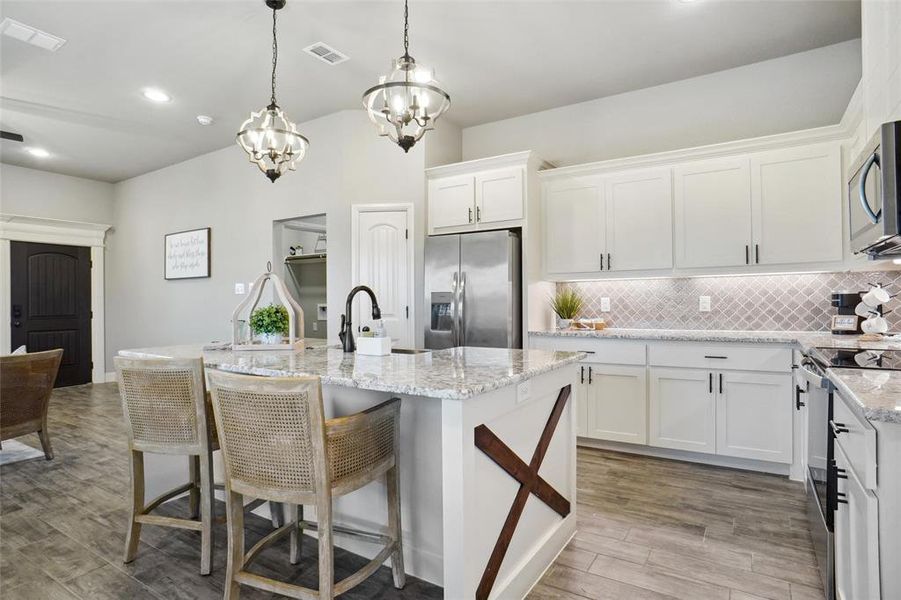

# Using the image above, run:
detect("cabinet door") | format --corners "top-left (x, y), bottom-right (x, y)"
top-left (605, 168), bottom-right (673, 271)
top-left (750, 144), bottom-right (842, 265)
top-left (475, 168), bottom-right (524, 225)
top-left (674, 158), bottom-right (752, 268)
top-left (835, 445), bottom-right (881, 600)
top-left (543, 177), bottom-right (605, 274)
top-left (428, 175), bottom-right (474, 231)
top-left (573, 364), bottom-right (589, 437)
top-left (584, 364), bottom-right (647, 444)
top-left (649, 367), bottom-right (715, 454)
top-left (715, 371), bottom-right (792, 463)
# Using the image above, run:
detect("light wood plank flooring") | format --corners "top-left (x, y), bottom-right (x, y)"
top-left (530, 447), bottom-right (824, 600)
top-left (2, 383), bottom-right (823, 599)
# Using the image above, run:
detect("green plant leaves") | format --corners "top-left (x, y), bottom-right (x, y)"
top-left (249, 304), bottom-right (290, 336)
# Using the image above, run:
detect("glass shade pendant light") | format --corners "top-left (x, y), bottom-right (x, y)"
top-left (362, 0), bottom-right (451, 153)
top-left (236, 0), bottom-right (308, 182)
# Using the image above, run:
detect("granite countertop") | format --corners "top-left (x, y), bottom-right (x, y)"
top-left (531, 328), bottom-right (901, 423)
top-left (119, 344), bottom-right (585, 401)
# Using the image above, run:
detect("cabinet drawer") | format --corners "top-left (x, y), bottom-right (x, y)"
top-left (530, 336), bottom-right (646, 365)
top-left (648, 343), bottom-right (791, 372)
top-left (833, 391), bottom-right (877, 490)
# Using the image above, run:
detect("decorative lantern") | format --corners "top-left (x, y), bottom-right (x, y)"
top-left (232, 262), bottom-right (304, 350)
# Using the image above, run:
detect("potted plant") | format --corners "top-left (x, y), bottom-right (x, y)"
top-left (550, 289), bottom-right (583, 330)
top-left (249, 304), bottom-right (290, 345)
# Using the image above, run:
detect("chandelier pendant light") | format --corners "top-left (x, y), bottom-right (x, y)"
top-left (362, 0), bottom-right (451, 153)
top-left (236, 0), bottom-right (308, 182)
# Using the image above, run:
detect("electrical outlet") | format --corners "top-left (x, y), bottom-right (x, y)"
top-left (600, 297), bottom-right (611, 312)
top-left (312, 322), bottom-right (318, 332)
top-left (234, 282), bottom-right (245, 295)
top-left (699, 295), bottom-right (712, 312)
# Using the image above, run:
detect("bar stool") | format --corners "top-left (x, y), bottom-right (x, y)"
top-left (207, 370), bottom-right (405, 599)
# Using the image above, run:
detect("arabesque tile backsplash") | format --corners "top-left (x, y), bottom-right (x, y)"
top-left (558, 271), bottom-right (901, 332)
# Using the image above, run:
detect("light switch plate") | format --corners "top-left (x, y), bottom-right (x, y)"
top-left (699, 296), bottom-right (711, 312)
top-left (312, 322), bottom-right (318, 332)
top-left (600, 297), bottom-right (611, 312)
top-left (234, 282), bottom-right (245, 295)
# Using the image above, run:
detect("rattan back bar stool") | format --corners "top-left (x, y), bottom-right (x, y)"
top-left (207, 370), bottom-right (406, 599)
top-left (114, 356), bottom-right (217, 575)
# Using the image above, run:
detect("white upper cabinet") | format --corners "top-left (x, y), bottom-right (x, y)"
top-left (428, 175), bottom-right (474, 232)
top-left (674, 157), bottom-right (752, 269)
top-left (605, 168), bottom-right (673, 272)
top-left (544, 177), bottom-right (604, 274)
top-left (750, 144), bottom-right (842, 266)
top-left (475, 168), bottom-right (524, 225)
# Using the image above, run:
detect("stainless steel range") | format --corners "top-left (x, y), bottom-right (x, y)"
top-left (798, 345), bottom-right (900, 599)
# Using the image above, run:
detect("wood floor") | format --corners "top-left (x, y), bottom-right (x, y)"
top-left (1, 383), bottom-right (822, 600)
top-left (529, 447), bottom-right (824, 600)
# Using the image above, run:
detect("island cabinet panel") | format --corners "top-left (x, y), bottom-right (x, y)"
top-left (583, 363), bottom-right (647, 445)
top-left (649, 367), bottom-right (716, 454)
top-left (429, 174), bottom-right (475, 231)
top-left (572, 363), bottom-right (589, 437)
top-left (673, 157), bottom-right (753, 269)
top-left (442, 365), bottom-right (577, 600)
top-left (715, 371), bottom-right (792, 464)
top-left (750, 144), bottom-right (842, 266)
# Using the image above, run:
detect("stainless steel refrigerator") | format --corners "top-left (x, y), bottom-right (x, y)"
top-left (424, 230), bottom-right (521, 350)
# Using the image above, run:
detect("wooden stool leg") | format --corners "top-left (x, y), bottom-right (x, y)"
top-left (37, 428), bottom-right (53, 460)
top-left (289, 504), bottom-right (304, 565)
top-left (199, 451), bottom-right (214, 575)
top-left (188, 455), bottom-right (200, 519)
top-left (387, 465), bottom-right (406, 589)
top-left (269, 501), bottom-right (284, 528)
top-left (318, 501), bottom-right (334, 599)
top-left (224, 490), bottom-right (245, 600)
top-left (124, 449), bottom-right (145, 563)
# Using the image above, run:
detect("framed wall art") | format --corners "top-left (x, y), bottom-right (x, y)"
top-left (164, 227), bottom-right (211, 280)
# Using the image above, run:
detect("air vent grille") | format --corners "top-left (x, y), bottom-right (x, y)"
top-left (303, 42), bottom-right (349, 65)
top-left (0, 18), bottom-right (66, 52)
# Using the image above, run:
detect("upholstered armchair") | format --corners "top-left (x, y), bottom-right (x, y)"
top-left (0, 349), bottom-right (63, 459)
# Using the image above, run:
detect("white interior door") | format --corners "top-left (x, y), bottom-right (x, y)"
top-left (353, 207), bottom-right (413, 348)
top-left (605, 168), bottom-right (673, 271)
top-left (674, 157), bottom-right (752, 269)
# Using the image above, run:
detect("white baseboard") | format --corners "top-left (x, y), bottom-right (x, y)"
top-left (578, 438), bottom-right (797, 479)
top-left (494, 513), bottom-right (577, 600)
top-left (104, 371), bottom-right (116, 383)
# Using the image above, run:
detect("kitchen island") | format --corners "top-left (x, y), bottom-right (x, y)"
top-left (119, 343), bottom-right (584, 600)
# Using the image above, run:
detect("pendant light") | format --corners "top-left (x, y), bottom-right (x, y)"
top-left (236, 0), bottom-right (309, 182)
top-left (362, 0), bottom-right (451, 153)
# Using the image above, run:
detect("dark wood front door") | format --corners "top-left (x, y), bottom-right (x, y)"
top-left (10, 241), bottom-right (92, 387)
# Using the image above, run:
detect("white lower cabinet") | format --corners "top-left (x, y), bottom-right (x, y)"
top-left (716, 371), bottom-right (792, 464)
top-left (582, 363), bottom-right (647, 445)
top-left (834, 444), bottom-right (881, 600)
top-left (649, 368), bottom-right (716, 454)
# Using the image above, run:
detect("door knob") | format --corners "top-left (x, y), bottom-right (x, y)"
top-left (13, 320), bottom-right (21, 327)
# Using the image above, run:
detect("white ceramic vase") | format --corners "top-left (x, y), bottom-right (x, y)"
top-left (557, 318), bottom-right (573, 330)
top-left (259, 332), bottom-right (283, 345)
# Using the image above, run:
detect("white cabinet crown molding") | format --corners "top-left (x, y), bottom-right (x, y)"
top-left (425, 150), bottom-right (551, 179)
top-left (0, 213), bottom-right (111, 247)
top-left (538, 122), bottom-right (853, 180)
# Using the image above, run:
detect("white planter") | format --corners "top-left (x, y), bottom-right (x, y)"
top-left (557, 318), bottom-right (573, 330)
top-left (258, 332), bottom-right (284, 345)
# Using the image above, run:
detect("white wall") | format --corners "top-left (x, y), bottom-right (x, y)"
top-left (106, 109), bottom-right (428, 363)
top-left (462, 40), bottom-right (861, 167)
top-left (0, 163), bottom-right (115, 223)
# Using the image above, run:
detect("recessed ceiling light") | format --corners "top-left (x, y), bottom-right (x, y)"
top-left (142, 88), bottom-right (171, 103)
top-left (26, 147), bottom-right (50, 158)
top-left (196, 115), bottom-right (215, 126)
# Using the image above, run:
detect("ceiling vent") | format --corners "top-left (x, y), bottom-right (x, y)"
top-left (303, 42), bottom-right (349, 66)
top-left (0, 18), bottom-right (66, 52)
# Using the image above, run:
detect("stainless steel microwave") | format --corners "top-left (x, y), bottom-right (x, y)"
top-left (849, 120), bottom-right (901, 258)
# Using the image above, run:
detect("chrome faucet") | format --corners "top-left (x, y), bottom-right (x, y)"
top-left (339, 285), bottom-right (382, 353)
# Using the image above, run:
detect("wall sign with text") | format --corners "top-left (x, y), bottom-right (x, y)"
top-left (165, 227), bottom-right (211, 280)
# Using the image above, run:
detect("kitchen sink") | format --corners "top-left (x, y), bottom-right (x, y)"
top-left (391, 348), bottom-right (431, 355)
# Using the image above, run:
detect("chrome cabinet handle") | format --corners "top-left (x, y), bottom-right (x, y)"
top-left (745, 245), bottom-right (749, 265)
top-left (468, 207), bottom-right (473, 223)
top-left (719, 373), bottom-right (723, 394)
top-left (859, 152), bottom-right (882, 224)
top-left (830, 420), bottom-right (850, 435)
top-left (755, 244), bottom-right (760, 264)
top-left (704, 355), bottom-right (728, 359)
top-left (476, 206), bottom-right (481, 222)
